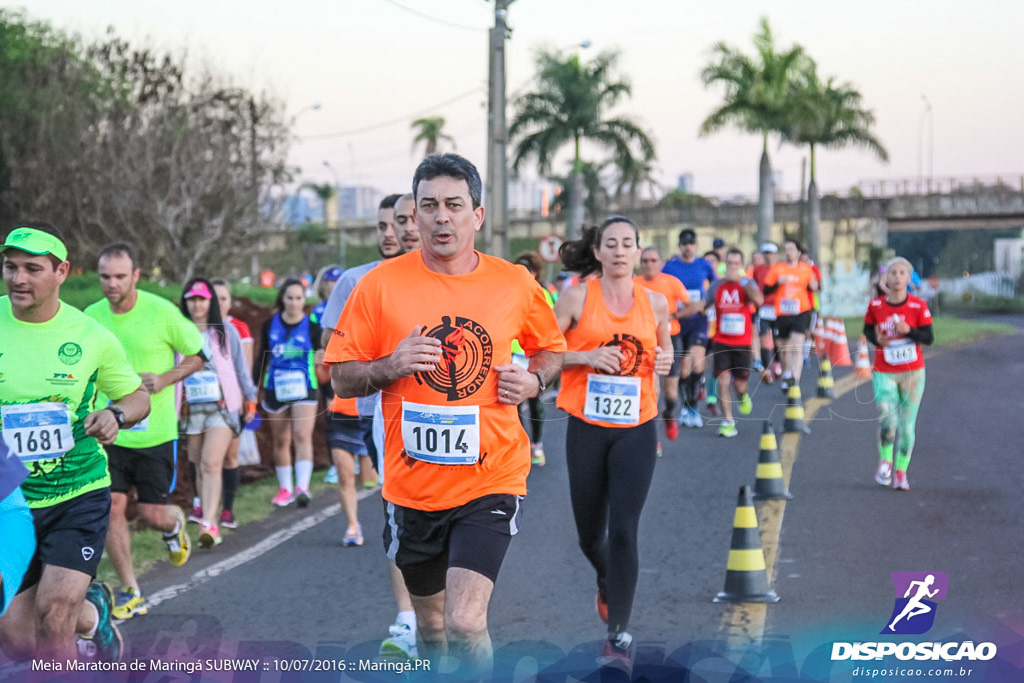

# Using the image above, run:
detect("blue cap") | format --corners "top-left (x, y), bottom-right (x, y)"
top-left (323, 266), bottom-right (343, 282)
top-left (712, 238), bottom-right (726, 249)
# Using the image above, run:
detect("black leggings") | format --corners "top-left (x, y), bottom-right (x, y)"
top-left (565, 416), bottom-right (658, 636)
top-left (518, 396), bottom-right (545, 443)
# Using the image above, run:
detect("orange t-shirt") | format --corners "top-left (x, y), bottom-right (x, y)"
top-left (328, 395), bottom-right (358, 416)
top-left (557, 279), bottom-right (659, 428)
top-left (635, 273), bottom-right (689, 336)
top-left (325, 251), bottom-right (567, 511)
top-left (764, 262), bottom-right (815, 316)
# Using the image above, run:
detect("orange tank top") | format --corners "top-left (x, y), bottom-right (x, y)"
top-left (557, 279), bottom-right (659, 428)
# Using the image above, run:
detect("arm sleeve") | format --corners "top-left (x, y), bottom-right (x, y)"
top-left (863, 324), bottom-right (879, 346)
top-left (905, 324), bottom-right (934, 346)
top-left (705, 280), bottom-right (720, 304)
top-left (226, 324), bottom-right (258, 401)
top-left (253, 318), bottom-right (271, 386)
top-left (309, 318), bottom-right (323, 351)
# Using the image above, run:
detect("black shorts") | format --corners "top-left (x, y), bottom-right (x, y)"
top-left (773, 311), bottom-right (812, 340)
top-left (710, 343), bottom-right (752, 380)
top-left (326, 411), bottom-right (368, 457)
top-left (107, 441), bottom-right (176, 504)
top-left (262, 386), bottom-right (318, 413)
top-left (668, 333), bottom-right (684, 377)
top-left (678, 315), bottom-right (709, 351)
top-left (19, 488), bottom-right (111, 593)
top-left (383, 493), bottom-right (521, 597)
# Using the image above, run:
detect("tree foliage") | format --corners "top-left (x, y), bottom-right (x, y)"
top-left (0, 11), bottom-right (291, 281)
top-left (510, 48), bottom-right (656, 231)
top-left (699, 18), bottom-right (807, 145)
top-left (410, 116), bottom-right (456, 157)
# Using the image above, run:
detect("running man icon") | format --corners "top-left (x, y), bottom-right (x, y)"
top-left (882, 571), bottom-right (949, 635)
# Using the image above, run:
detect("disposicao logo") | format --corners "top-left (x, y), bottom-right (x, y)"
top-left (831, 571), bottom-right (998, 663)
top-left (882, 571), bottom-right (948, 635)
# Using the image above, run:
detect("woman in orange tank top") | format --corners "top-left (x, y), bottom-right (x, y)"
top-left (553, 215), bottom-right (672, 661)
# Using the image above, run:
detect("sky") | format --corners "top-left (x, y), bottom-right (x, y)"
top-left (14, 0), bottom-right (1024, 200)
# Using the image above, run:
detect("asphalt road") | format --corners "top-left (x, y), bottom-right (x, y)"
top-left (4, 326), bottom-right (1021, 681)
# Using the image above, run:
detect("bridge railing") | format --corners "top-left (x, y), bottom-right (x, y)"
top-left (854, 175), bottom-right (1024, 198)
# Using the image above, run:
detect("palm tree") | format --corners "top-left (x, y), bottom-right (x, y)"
top-left (510, 48), bottom-right (655, 237)
top-left (410, 116), bottom-right (456, 157)
top-left (612, 153), bottom-right (661, 209)
top-left (548, 160), bottom-right (611, 225)
top-left (783, 62), bottom-right (889, 261)
top-left (700, 18), bottom-right (806, 245)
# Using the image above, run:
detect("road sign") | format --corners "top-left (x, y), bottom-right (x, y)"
top-left (538, 235), bottom-right (563, 263)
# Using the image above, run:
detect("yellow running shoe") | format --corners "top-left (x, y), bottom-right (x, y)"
top-left (164, 507), bottom-right (191, 567)
top-left (739, 393), bottom-right (753, 415)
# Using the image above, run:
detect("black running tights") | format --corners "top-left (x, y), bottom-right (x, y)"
top-left (565, 416), bottom-right (658, 637)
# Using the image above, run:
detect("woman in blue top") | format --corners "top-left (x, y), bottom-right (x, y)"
top-left (256, 278), bottom-right (323, 508)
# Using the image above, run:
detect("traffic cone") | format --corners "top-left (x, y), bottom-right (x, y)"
top-left (813, 316), bottom-right (829, 357)
top-left (783, 385), bottom-right (810, 434)
top-left (855, 336), bottom-right (873, 379)
top-left (714, 485), bottom-right (780, 603)
top-left (829, 318), bottom-right (853, 367)
top-left (753, 421), bottom-right (792, 500)
top-left (817, 357), bottom-right (835, 399)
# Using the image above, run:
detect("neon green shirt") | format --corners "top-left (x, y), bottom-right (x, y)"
top-left (85, 290), bottom-right (204, 449)
top-left (0, 297), bottom-right (142, 508)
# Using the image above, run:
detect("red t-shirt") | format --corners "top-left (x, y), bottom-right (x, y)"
top-left (226, 316), bottom-right (252, 342)
top-left (863, 295), bottom-right (931, 373)
top-left (707, 279), bottom-right (754, 346)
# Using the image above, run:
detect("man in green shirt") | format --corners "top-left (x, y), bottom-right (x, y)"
top-left (0, 223), bottom-right (150, 664)
top-left (85, 243), bottom-right (205, 621)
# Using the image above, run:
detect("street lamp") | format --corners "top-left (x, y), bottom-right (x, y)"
top-left (485, 0), bottom-right (515, 259)
top-left (917, 95), bottom-right (933, 187)
top-left (323, 160), bottom-right (346, 266)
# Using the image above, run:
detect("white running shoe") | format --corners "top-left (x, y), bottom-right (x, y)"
top-left (380, 622), bottom-right (418, 659)
top-left (875, 460), bottom-right (892, 487)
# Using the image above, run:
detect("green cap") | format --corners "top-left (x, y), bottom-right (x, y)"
top-left (1, 227), bottom-right (68, 262)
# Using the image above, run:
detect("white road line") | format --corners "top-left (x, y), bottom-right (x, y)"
top-left (147, 488), bottom-right (376, 610)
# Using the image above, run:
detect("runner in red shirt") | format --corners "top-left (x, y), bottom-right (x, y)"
top-left (706, 249), bottom-right (763, 437)
top-left (863, 257), bottom-right (933, 491)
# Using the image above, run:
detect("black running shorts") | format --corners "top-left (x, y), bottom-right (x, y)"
top-left (382, 493), bottom-right (522, 596)
top-left (709, 343), bottom-right (752, 380)
top-left (19, 488), bottom-right (111, 592)
top-left (106, 441), bottom-right (176, 504)
top-left (773, 311), bottom-right (812, 340)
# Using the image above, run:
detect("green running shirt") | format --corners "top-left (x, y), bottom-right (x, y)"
top-left (85, 290), bottom-right (203, 449)
top-left (0, 297), bottom-right (142, 508)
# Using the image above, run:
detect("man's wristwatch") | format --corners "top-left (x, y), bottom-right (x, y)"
top-left (106, 406), bottom-right (126, 429)
top-left (533, 372), bottom-right (547, 397)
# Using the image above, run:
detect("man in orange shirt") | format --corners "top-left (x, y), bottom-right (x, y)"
top-left (635, 247), bottom-right (692, 440)
top-left (762, 239), bottom-right (819, 390)
top-left (327, 154), bottom-right (566, 678)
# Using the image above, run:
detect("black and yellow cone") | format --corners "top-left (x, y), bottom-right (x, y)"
top-left (753, 421), bottom-right (792, 500)
top-left (714, 485), bottom-right (780, 603)
top-left (783, 385), bottom-right (811, 434)
top-left (817, 358), bottom-right (835, 399)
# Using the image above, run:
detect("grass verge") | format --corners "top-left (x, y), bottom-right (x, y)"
top-left (841, 315), bottom-right (1016, 349)
top-left (96, 474), bottom-right (349, 587)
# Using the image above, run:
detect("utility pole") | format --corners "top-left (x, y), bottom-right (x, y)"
top-left (485, 0), bottom-right (514, 259)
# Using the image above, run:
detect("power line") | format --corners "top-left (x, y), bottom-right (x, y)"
top-left (379, 0), bottom-right (487, 33)
top-left (298, 86), bottom-right (485, 141)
